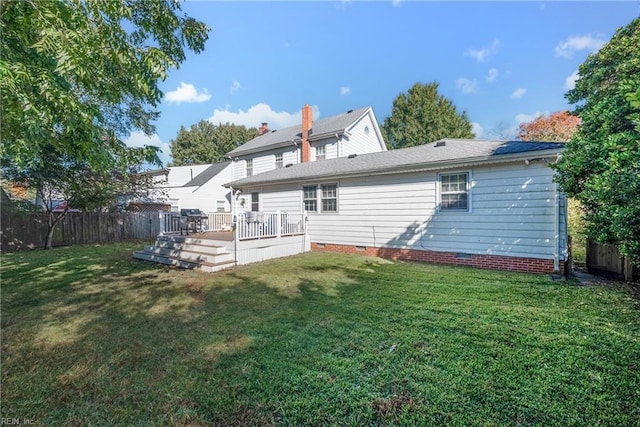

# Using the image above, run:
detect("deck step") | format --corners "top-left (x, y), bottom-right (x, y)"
top-left (151, 241), bottom-right (228, 255)
top-left (133, 250), bottom-right (235, 272)
top-left (142, 246), bottom-right (233, 264)
top-left (133, 236), bottom-right (235, 272)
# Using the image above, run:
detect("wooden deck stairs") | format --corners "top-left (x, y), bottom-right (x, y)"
top-left (133, 234), bottom-right (235, 272)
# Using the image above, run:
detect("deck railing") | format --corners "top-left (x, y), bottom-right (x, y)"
top-left (208, 212), bottom-right (233, 231)
top-left (159, 212), bottom-right (234, 234)
top-left (236, 211), bottom-right (306, 241)
top-left (158, 211), bottom-right (306, 240)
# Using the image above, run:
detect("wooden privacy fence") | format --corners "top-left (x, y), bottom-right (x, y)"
top-left (586, 237), bottom-right (638, 282)
top-left (1, 211), bottom-right (161, 252)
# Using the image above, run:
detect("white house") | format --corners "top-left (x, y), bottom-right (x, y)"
top-left (226, 105), bottom-right (387, 181)
top-left (136, 105), bottom-right (387, 214)
top-left (133, 162), bottom-right (233, 213)
top-left (225, 139), bottom-right (569, 275)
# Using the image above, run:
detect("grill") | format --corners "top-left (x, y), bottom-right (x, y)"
top-left (179, 209), bottom-right (208, 235)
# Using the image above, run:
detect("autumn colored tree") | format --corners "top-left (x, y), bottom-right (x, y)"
top-left (517, 111), bottom-right (581, 142)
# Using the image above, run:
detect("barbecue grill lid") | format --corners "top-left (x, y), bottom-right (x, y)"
top-left (180, 208), bottom-right (205, 216)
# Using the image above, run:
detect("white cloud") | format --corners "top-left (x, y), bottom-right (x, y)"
top-left (124, 132), bottom-right (171, 166)
top-left (165, 82), bottom-right (211, 104)
top-left (391, 0), bottom-right (403, 7)
top-left (511, 88), bottom-right (527, 99)
top-left (555, 35), bottom-right (606, 59)
top-left (466, 39), bottom-right (500, 62)
top-left (230, 80), bottom-right (242, 94)
top-left (456, 77), bottom-right (478, 94)
top-left (565, 70), bottom-right (579, 90)
top-left (516, 111), bottom-right (548, 124)
top-left (486, 68), bottom-right (499, 83)
top-left (471, 122), bottom-right (483, 138)
top-left (208, 103), bottom-right (320, 129)
top-left (340, 87), bottom-right (351, 96)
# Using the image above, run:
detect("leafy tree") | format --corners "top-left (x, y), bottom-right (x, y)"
top-left (170, 121), bottom-right (258, 166)
top-left (381, 82), bottom-right (475, 149)
top-left (0, 0), bottom-right (209, 248)
top-left (518, 111), bottom-right (581, 142)
top-left (554, 17), bottom-right (640, 263)
top-left (0, 0), bottom-right (209, 172)
top-left (4, 149), bottom-right (155, 249)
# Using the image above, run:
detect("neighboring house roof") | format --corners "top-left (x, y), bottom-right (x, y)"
top-left (226, 106), bottom-right (373, 157)
top-left (182, 161), bottom-right (231, 188)
top-left (138, 167), bottom-right (170, 177)
top-left (226, 139), bottom-right (565, 189)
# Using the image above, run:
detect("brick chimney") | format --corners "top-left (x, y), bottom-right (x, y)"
top-left (301, 104), bottom-right (312, 163)
top-left (258, 122), bottom-right (269, 135)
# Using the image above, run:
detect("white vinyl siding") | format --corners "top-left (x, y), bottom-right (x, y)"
top-left (342, 111), bottom-right (387, 157)
top-left (243, 184), bottom-right (305, 213)
top-left (311, 138), bottom-right (338, 160)
top-left (161, 163), bottom-right (233, 213)
top-left (254, 161), bottom-right (565, 261)
top-left (232, 149), bottom-right (299, 179)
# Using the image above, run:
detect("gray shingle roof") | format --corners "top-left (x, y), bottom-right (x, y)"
top-left (226, 106), bottom-right (372, 157)
top-left (182, 161), bottom-right (231, 187)
top-left (226, 139), bottom-right (564, 189)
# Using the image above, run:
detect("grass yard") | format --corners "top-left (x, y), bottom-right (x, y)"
top-left (1, 243), bottom-right (639, 426)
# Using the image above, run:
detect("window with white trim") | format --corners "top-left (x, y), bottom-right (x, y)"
top-left (246, 159), bottom-right (253, 177)
top-left (251, 192), bottom-right (259, 212)
top-left (303, 185), bottom-right (317, 212)
top-left (439, 172), bottom-right (469, 211)
top-left (321, 184), bottom-right (337, 212)
top-left (315, 145), bottom-right (326, 161)
top-left (302, 183), bottom-right (338, 213)
top-left (275, 153), bottom-right (283, 168)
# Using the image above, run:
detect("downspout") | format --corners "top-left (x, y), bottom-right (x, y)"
top-left (230, 186), bottom-right (238, 266)
top-left (554, 185), bottom-right (559, 273)
top-left (552, 153), bottom-right (562, 273)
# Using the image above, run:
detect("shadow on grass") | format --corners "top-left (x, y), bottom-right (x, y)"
top-left (2, 246), bottom-right (639, 425)
top-left (1, 245), bottom-right (390, 424)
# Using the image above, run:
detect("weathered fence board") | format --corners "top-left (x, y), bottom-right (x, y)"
top-left (1, 211), bottom-right (161, 252)
top-left (586, 237), bottom-right (638, 281)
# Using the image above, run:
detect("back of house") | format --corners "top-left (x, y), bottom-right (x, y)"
top-left (226, 139), bottom-right (569, 275)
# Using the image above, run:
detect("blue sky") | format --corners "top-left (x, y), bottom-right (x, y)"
top-left (124, 1), bottom-right (640, 166)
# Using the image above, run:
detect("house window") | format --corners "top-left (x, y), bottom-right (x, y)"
top-left (303, 185), bottom-right (317, 212)
top-left (321, 184), bottom-right (337, 212)
top-left (217, 201), bottom-right (225, 212)
top-left (275, 153), bottom-right (283, 168)
top-left (439, 172), bottom-right (469, 211)
top-left (315, 145), bottom-right (326, 161)
top-left (246, 159), bottom-right (253, 177)
top-left (251, 192), bottom-right (259, 212)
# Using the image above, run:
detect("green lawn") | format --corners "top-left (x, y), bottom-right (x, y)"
top-left (2, 243), bottom-right (639, 426)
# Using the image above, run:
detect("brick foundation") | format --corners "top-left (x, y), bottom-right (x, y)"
top-left (311, 242), bottom-right (564, 275)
